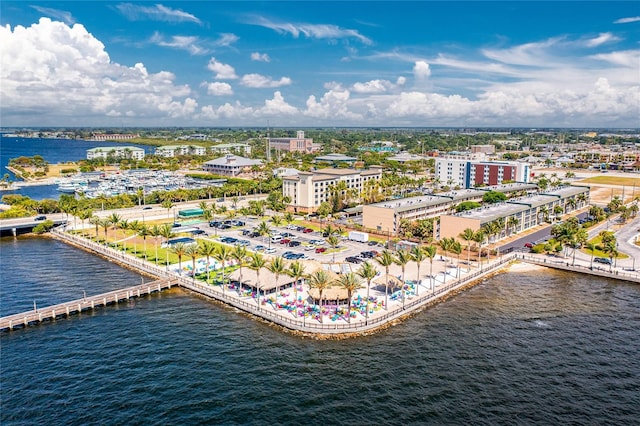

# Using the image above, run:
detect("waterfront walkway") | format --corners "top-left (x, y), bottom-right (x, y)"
top-left (0, 277), bottom-right (178, 331)
top-left (5, 227), bottom-right (637, 336)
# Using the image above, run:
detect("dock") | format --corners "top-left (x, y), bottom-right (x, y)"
top-left (0, 278), bottom-right (178, 331)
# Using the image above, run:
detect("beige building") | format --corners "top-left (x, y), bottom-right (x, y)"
top-left (439, 185), bottom-right (590, 242)
top-left (362, 184), bottom-right (538, 235)
top-left (283, 166), bottom-right (383, 213)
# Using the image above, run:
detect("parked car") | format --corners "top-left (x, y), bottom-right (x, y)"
top-left (142, 206), bottom-right (152, 210)
top-left (368, 241), bottom-right (380, 246)
top-left (218, 224), bottom-right (232, 230)
top-left (191, 229), bottom-right (206, 235)
top-left (288, 241), bottom-right (301, 247)
top-left (594, 257), bottom-right (612, 265)
top-left (315, 247), bottom-right (327, 253)
top-left (254, 245), bottom-right (266, 252)
top-left (286, 224), bottom-right (297, 230)
top-left (236, 240), bottom-right (250, 246)
top-left (34, 215), bottom-right (47, 221)
top-left (280, 238), bottom-right (291, 245)
top-left (524, 242), bottom-right (534, 248)
top-left (311, 239), bottom-right (326, 246)
top-left (172, 222), bottom-right (182, 228)
top-left (304, 245), bottom-right (316, 251)
top-left (360, 251), bottom-right (375, 258)
top-left (265, 247), bottom-right (277, 254)
top-left (296, 226), bottom-right (306, 232)
top-left (345, 256), bottom-right (363, 264)
top-left (209, 221), bottom-right (221, 228)
top-left (303, 228), bottom-right (314, 233)
top-left (231, 220), bottom-right (245, 226)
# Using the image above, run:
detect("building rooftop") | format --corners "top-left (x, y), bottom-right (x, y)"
top-left (315, 153), bottom-right (357, 162)
top-left (455, 202), bottom-right (530, 225)
top-left (386, 152), bottom-right (427, 163)
top-left (203, 154), bottom-right (262, 167)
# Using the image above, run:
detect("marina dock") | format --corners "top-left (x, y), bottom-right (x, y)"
top-left (0, 278), bottom-right (178, 331)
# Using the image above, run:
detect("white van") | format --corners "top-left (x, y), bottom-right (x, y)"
top-left (270, 235), bottom-right (282, 243)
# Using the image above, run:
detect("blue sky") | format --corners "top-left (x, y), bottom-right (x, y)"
top-left (1, 1), bottom-right (638, 128)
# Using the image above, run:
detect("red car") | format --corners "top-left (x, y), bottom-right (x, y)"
top-left (315, 247), bottom-right (326, 253)
top-left (303, 228), bottom-right (314, 233)
top-left (524, 242), bottom-right (534, 248)
top-left (280, 238), bottom-right (291, 244)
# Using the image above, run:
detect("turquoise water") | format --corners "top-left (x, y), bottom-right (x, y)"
top-left (2, 237), bottom-right (639, 424)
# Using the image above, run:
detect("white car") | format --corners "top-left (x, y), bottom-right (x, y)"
top-left (304, 245), bottom-right (316, 251)
top-left (265, 247), bottom-right (277, 254)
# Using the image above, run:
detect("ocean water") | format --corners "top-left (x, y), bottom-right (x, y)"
top-left (1, 237), bottom-right (639, 425)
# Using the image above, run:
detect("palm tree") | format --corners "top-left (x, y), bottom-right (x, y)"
top-left (307, 270), bottom-right (333, 323)
top-left (410, 245), bottom-right (426, 296)
top-left (77, 209), bottom-right (93, 237)
top-left (214, 244), bottom-right (232, 294)
top-left (586, 241), bottom-right (597, 269)
top-left (159, 223), bottom-right (175, 267)
top-left (138, 224), bottom-right (150, 260)
top-left (357, 261), bottom-right (377, 324)
top-left (266, 256), bottom-right (286, 308)
top-left (89, 215), bottom-right (101, 240)
top-left (149, 224), bottom-right (162, 265)
top-left (185, 244), bottom-right (200, 282)
top-left (171, 242), bottom-right (187, 275)
top-left (248, 252), bottom-right (267, 307)
top-left (424, 245), bottom-right (437, 294)
top-left (375, 250), bottom-right (395, 310)
top-left (256, 220), bottom-right (272, 248)
top-left (161, 198), bottom-right (174, 218)
top-left (286, 261), bottom-right (306, 316)
top-left (336, 272), bottom-right (362, 323)
top-left (450, 240), bottom-right (463, 278)
top-left (394, 249), bottom-right (412, 309)
top-left (118, 218), bottom-right (129, 252)
top-left (99, 217), bottom-right (111, 245)
top-left (459, 228), bottom-right (475, 273)
top-left (326, 235), bottom-right (341, 263)
top-left (472, 230), bottom-right (486, 268)
top-left (231, 245), bottom-right (248, 294)
top-left (270, 214), bottom-right (283, 227)
top-left (198, 240), bottom-right (217, 284)
top-left (128, 220), bottom-right (140, 254)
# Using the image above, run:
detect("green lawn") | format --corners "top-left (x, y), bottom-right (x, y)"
top-left (581, 236), bottom-right (629, 259)
top-left (578, 176), bottom-right (640, 186)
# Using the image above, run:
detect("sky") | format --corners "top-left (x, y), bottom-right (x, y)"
top-left (1, 1), bottom-right (639, 128)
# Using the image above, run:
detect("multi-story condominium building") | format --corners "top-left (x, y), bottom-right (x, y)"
top-left (435, 156), bottom-right (530, 188)
top-left (362, 183), bottom-right (538, 235)
top-left (210, 143), bottom-right (252, 156)
top-left (202, 154), bottom-right (262, 177)
top-left (573, 150), bottom-right (640, 166)
top-left (470, 144), bottom-right (496, 154)
top-left (269, 131), bottom-right (321, 154)
top-left (439, 185), bottom-right (590, 241)
top-left (282, 166), bottom-right (383, 213)
top-left (86, 146), bottom-right (145, 160)
top-left (90, 133), bottom-right (140, 141)
top-left (155, 145), bottom-right (207, 157)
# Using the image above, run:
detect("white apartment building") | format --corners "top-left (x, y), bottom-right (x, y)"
top-left (283, 166), bottom-right (383, 213)
top-left (86, 146), bottom-right (145, 161)
top-left (210, 143), bottom-right (252, 155)
top-left (155, 145), bottom-right (207, 157)
top-left (435, 156), bottom-right (529, 188)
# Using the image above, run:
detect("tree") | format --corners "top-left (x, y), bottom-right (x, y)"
top-left (231, 245), bottom-right (248, 295)
top-left (270, 214), bottom-right (283, 227)
top-left (424, 245), bottom-right (437, 294)
top-left (149, 224), bottom-right (162, 265)
top-left (326, 234), bottom-right (341, 263)
top-left (410, 245), bottom-right (426, 296)
top-left (336, 272), bottom-right (362, 323)
top-left (256, 220), bottom-right (272, 247)
top-left (392, 248), bottom-right (412, 304)
top-left (450, 240), bottom-right (463, 278)
top-left (171, 242), bottom-right (187, 275)
top-left (128, 220), bottom-right (140, 254)
top-left (161, 198), bottom-right (174, 218)
top-left (248, 252), bottom-right (267, 308)
top-left (99, 217), bottom-right (111, 245)
top-left (185, 244), bottom-right (200, 282)
top-left (286, 261), bottom-right (307, 316)
top-left (89, 215), bottom-right (101, 239)
top-left (482, 191), bottom-right (507, 204)
top-left (472, 230), bottom-right (486, 268)
top-left (159, 223), bottom-right (175, 267)
top-left (356, 261), bottom-right (377, 324)
top-left (266, 256), bottom-right (286, 308)
top-left (138, 224), bottom-right (150, 259)
top-left (459, 228), bottom-right (475, 272)
top-left (198, 240), bottom-right (217, 284)
top-left (214, 245), bottom-right (232, 294)
top-left (77, 209), bottom-right (93, 237)
top-left (585, 241), bottom-right (597, 269)
top-left (307, 269), bottom-right (333, 323)
top-left (375, 250), bottom-right (395, 310)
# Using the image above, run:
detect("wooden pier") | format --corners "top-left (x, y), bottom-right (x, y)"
top-left (0, 278), bottom-right (178, 331)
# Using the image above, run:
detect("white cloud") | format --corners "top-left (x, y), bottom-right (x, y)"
top-left (585, 32), bottom-right (621, 47)
top-left (396, 76), bottom-right (407, 86)
top-left (150, 33), bottom-right (208, 55)
top-left (251, 52), bottom-right (271, 62)
top-left (249, 16), bottom-right (372, 44)
top-left (207, 57), bottom-right (238, 79)
top-left (0, 18), bottom-right (196, 125)
top-left (590, 49), bottom-right (640, 68)
top-left (413, 61), bottom-right (431, 79)
top-left (240, 74), bottom-right (292, 88)
top-left (204, 82), bottom-right (233, 96)
top-left (614, 16), bottom-right (640, 24)
top-left (304, 87), bottom-right (361, 120)
top-left (215, 33), bottom-right (239, 47)
top-left (30, 6), bottom-right (75, 25)
top-left (116, 3), bottom-right (201, 24)
top-left (257, 91), bottom-right (298, 116)
top-left (351, 79), bottom-right (395, 94)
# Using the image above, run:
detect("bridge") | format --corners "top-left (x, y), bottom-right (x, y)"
top-left (0, 278), bottom-right (178, 331)
top-left (0, 214), bottom-right (67, 236)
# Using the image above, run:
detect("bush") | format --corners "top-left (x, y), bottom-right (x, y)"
top-left (33, 220), bottom-right (55, 234)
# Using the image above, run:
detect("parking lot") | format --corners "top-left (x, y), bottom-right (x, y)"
top-left (184, 217), bottom-right (384, 263)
